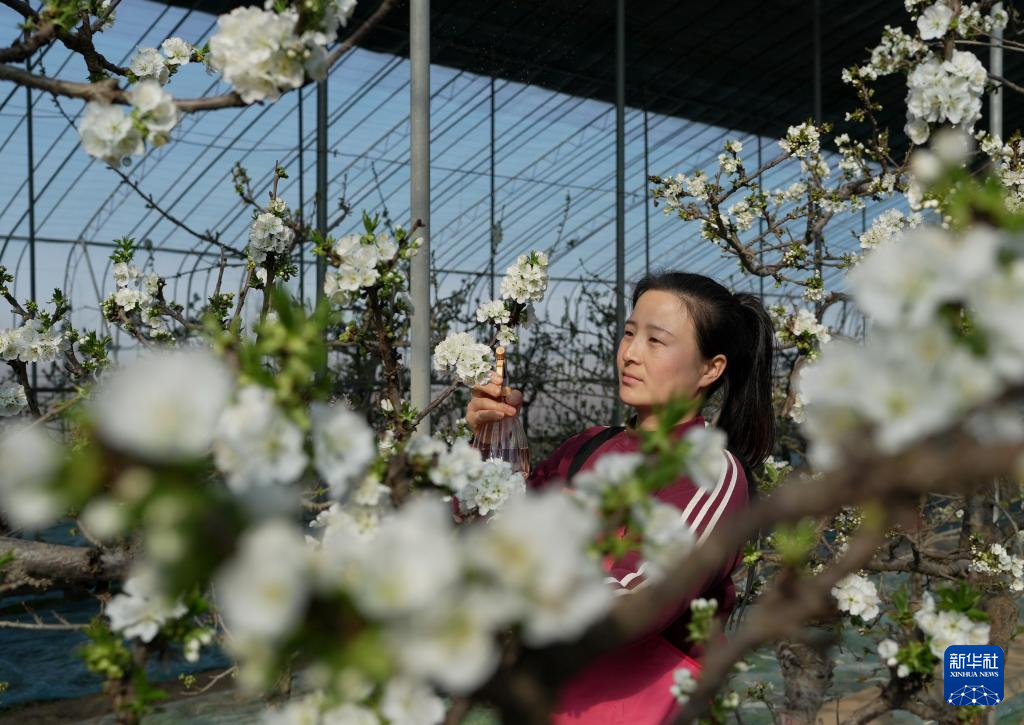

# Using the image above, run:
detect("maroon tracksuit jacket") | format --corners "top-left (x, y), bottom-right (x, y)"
top-left (528, 415), bottom-right (749, 658)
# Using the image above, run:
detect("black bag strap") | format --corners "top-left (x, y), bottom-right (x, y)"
top-left (567, 425), bottom-right (626, 481)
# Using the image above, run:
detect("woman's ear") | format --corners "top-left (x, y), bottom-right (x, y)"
top-left (698, 354), bottom-right (727, 390)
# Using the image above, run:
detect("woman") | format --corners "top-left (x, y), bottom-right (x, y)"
top-left (466, 272), bottom-right (776, 724)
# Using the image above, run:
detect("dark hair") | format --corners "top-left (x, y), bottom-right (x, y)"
top-left (631, 271), bottom-right (776, 471)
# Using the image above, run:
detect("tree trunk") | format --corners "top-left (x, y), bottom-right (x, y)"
top-left (776, 639), bottom-right (834, 724)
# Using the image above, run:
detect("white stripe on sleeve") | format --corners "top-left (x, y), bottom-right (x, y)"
top-left (697, 451), bottom-right (739, 545)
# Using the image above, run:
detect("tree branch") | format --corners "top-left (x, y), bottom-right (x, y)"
top-left (0, 0), bottom-right (396, 112)
top-left (324, 0), bottom-right (396, 67)
top-left (0, 61), bottom-right (124, 102)
top-left (0, 619), bottom-right (88, 630)
top-left (1, 536), bottom-right (132, 586)
top-left (1, 0), bottom-right (37, 19)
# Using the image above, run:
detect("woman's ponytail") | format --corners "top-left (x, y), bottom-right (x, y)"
top-left (717, 293), bottom-right (776, 471)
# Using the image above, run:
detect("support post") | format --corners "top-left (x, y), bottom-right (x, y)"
top-left (490, 75), bottom-right (496, 299)
top-left (298, 87), bottom-right (306, 303)
top-left (811, 0), bottom-right (824, 316)
top-left (643, 99), bottom-right (650, 276)
top-left (315, 80), bottom-right (328, 303)
top-left (991, 2), bottom-right (1004, 140)
top-left (25, 60), bottom-right (37, 390)
top-left (410, 0), bottom-right (432, 433)
top-left (613, 0), bottom-right (626, 426)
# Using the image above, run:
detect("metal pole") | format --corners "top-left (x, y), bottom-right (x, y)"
top-left (612, 0), bottom-right (626, 426)
top-left (25, 60), bottom-right (37, 391)
top-left (643, 100), bottom-right (650, 276)
top-left (490, 75), bottom-right (496, 299)
top-left (315, 79), bottom-right (328, 303)
top-left (410, 0), bottom-right (431, 433)
top-left (991, 2), bottom-right (1004, 140)
top-left (812, 0), bottom-right (823, 315)
top-left (989, 2), bottom-right (1005, 553)
top-left (812, 0), bottom-right (822, 124)
top-left (757, 135), bottom-right (764, 300)
top-left (298, 86), bottom-right (306, 303)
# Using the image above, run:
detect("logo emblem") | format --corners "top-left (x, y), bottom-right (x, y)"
top-left (944, 645), bottom-right (1004, 706)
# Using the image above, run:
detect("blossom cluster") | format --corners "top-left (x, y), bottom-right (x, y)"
top-left (571, 451), bottom-right (645, 510)
top-left (322, 231), bottom-right (399, 301)
top-left (76, 1), bottom-right (363, 160)
top-left (978, 132), bottom-right (1024, 212)
top-left (432, 332), bottom-right (493, 387)
top-left (797, 218), bottom-right (1024, 468)
top-left (106, 567), bottom-right (188, 643)
top-left (846, 25), bottom-right (926, 81)
top-left (914, 592), bottom-right (990, 657)
top-left (455, 458), bottom-right (526, 516)
top-left (717, 139), bottom-right (744, 175)
top-left (768, 181), bottom-right (807, 208)
top-left (635, 500), bottom-right (697, 580)
top-left (128, 37), bottom-right (193, 85)
top-left (261, 680), bottom-right (444, 725)
top-left (248, 204), bottom-right (295, 264)
top-left (214, 385), bottom-right (308, 494)
top-left (876, 638), bottom-right (911, 678)
top-left (500, 251), bottom-right (549, 305)
top-left (0, 424), bottom-right (63, 528)
top-left (669, 667), bottom-right (698, 705)
top-left (408, 437), bottom-right (525, 517)
top-left (778, 123), bottom-right (821, 160)
top-left (474, 299), bottom-right (519, 346)
top-left (475, 299), bottom-right (511, 325)
top-left (216, 390), bottom-right (376, 500)
top-left (311, 402), bottom-right (378, 499)
top-left (969, 542), bottom-right (1024, 591)
top-left (86, 349), bottom-right (375, 503)
top-left (0, 319), bottom-right (66, 364)
top-left (913, 1), bottom-right (1007, 41)
top-left (904, 51), bottom-right (987, 144)
top-left (846, 3), bottom-right (1003, 146)
top-left (725, 198), bottom-right (756, 232)
top-left (657, 172), bottom-right (711, 216)
top-left (224, 491), bottom-right (610, 698)
top-left (859, 208), bottom-right (922, 250)
top-left (79, 81), bottom-right (179, 166)
top-left (772, 307), bottom-right (831, 356)
top-left (681, 425), bottom-right (729, 492)
top-left (103, 261), bottom-right (169, 337)
top-left (0, 383), bottom-right (27, 416)
top-left (831, 573), bottom-right (881, 621)
top-left (459, 251), bottom-right (550, 356)
top-left (209, 1), bottom-right (357, 105)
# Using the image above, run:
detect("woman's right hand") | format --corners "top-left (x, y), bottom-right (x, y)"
top-left (466, 372), bottom-right (523, 433)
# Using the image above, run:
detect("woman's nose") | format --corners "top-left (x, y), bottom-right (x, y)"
top-left (621, 337), bottom-right (640, 364)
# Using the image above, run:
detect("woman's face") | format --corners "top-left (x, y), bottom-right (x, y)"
top-left (616, 290), bottom-right (726, 418)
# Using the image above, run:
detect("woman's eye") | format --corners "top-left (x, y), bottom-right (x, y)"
top-left (649, 337), bottom-right (662, 345)
top-left (623, 330), bottom-right (634, 338)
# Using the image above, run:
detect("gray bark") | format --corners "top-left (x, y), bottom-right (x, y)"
top-left (0, 536), bottom-right (131, 587)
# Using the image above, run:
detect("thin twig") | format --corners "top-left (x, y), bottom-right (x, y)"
top-left (184, 666), bottom-right (237, 696)
top-left (990, 73), bottom-right (1024, 96)
top-left (0, 619), bottom-right (89, 630)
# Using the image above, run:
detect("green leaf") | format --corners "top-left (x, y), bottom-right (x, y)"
top-left (773, 519), bottom-right (818, 568)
